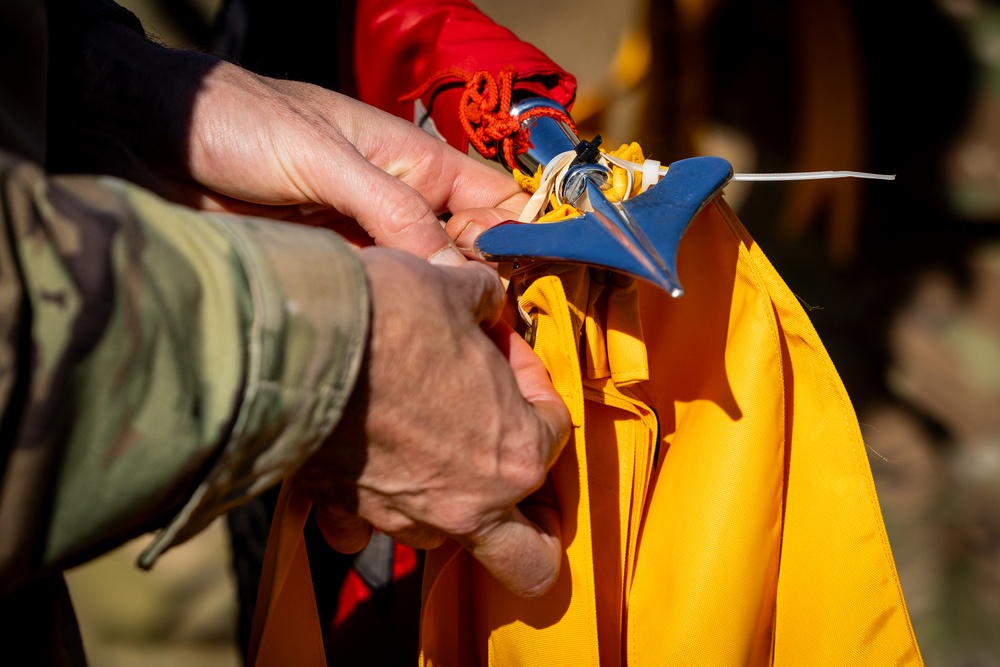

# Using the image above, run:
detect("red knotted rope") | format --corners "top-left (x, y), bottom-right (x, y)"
top-left (401, 66), bottom-right (577, 168)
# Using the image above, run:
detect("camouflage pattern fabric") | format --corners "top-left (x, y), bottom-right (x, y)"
top-left (0, 4), bottom-right (371, 665)
top-left (0, 151), bottom-right (369, 591)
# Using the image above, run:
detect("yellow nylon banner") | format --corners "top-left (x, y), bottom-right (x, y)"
top-left (249, 197), bottom-right (921, 666)
top-left (420, 197), bottom-right (921, 666)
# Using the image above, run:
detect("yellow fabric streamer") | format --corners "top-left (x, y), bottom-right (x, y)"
top-left (247, 148), bottom-right (921, 666)
top-left (537, 203), bottom-right (582, 223)
top-left (603, 142), bottom-right (646, 201)
top-left (513, 166), bottom-right (543, 194)
top-left (419, 197), bottom-right (922, 666)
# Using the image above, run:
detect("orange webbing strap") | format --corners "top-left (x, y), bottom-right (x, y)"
top-left (247, 479), bottom-right (327, 667)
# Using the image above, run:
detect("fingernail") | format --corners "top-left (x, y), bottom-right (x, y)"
top-left (428, 245), bottom-right (466, 267)
top-left (453, 219), bottom-right (486, 250)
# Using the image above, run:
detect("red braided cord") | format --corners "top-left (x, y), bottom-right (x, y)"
top-left (505, 105), bottom-right (578, 168)
top-left (400, 67), bottom-right (576, 167)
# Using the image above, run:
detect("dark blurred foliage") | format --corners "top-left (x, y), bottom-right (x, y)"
top-left (643, 0), bottom-right (982, 414)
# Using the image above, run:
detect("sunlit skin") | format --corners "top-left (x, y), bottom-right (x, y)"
top-left (71, 20), bottom-right (569, 597)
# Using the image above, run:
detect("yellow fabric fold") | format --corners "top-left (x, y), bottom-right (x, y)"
top-left (247, 194), bottom-right (922, 666)
top-left (419, 197), bottom-right (922, 666)
top-left (422, 270), bottom-right (602, 666)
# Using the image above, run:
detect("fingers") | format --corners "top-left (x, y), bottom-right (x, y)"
top-left (489, 321), bottom-right (558, 403)
top-left (445, 203), bottom-right (523, 253)
top-left (237, 85), bottom-right (466, 263)
top-left (448, 324), bottom-right (567, 598)
top-left (383, 524), bottom-right (447, 551)
top-left (316, 152), bottom-right (467, 266)
top-left (312, 506), bottom-right (374, 555)
top-left (312, 96), bottom-right (525, 264)
top-left (454, 504), bottom-right (562, 598)
top-left (187, 71), bottom-right (526, 263)
top-left (487, 321), bottom-right (572, 467)
top-left (450, 261), bottom-right (507, 327)
top-left (313, 250), bottom-right (570, 595)
top-left (313, 494), bottom-right (447, 553)
top-left (342, 96), bottom-right (525, 215)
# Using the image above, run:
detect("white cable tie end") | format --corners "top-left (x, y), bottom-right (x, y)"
top-left (640, 159), bottom-right (662, 192)
top-left (732, 170), bottom-right (896, 182)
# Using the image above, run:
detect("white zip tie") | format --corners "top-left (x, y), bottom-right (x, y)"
top-left (640, 158), bottom-right (661, 193)
top-left (730, 170), bottom-right (896, 182)
top-left (520, 152), bottom-right (897, 227)
top-left (518, 150), bottom-right (577, 222)
top-left (509, 152), bottom-right (896, 319)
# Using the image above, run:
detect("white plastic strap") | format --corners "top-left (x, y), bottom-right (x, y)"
top-left (731, 170), bottom-right (896, 182)
top-left (518, 150), bottom-right (577, 222)
top-left (640, 158), bottom-right (661, 192)
top-left (519, 151), bottom-right (896, 226)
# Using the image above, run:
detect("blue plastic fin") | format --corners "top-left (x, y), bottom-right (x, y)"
top-left (474, 156), bottom-right (733, 296)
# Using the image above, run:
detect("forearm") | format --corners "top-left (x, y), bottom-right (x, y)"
top-left (0, 150), bottom-right (368, 590)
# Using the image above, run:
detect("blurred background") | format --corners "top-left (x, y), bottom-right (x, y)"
top-left (65, 0), bottom-right (1000, 664)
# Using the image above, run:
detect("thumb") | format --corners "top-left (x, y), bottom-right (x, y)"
top-left (444, 261), bottom-right (508, 327)
top-left (445, 196), bottom-right (527, 253)
top-left (454, 503), bottom-right (562, 597)
top-left (320, 153), bottom-right (468, 266)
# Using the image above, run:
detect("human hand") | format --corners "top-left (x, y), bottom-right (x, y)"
top-left (184, 68), bottom-right (528, 262)
top-left (296, 248), bottom-right (571, 597)
top-left (57, 21), bottom-right (525, 263)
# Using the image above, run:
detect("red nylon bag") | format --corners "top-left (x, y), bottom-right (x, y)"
top-left (353, 0), bottom-right (576, 152)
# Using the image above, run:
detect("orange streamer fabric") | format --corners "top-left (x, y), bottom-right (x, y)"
top-left (419, 197), bottom-right (922, 665)
top-left (247, 481), bottom-right (326, 667)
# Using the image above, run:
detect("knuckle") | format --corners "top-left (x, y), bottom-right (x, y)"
top-left (375, 512), bottom-right (417, 535)
top-left (501, 449), bottom-right (547, 495)
top-left (378, 189), bottom-right (436, 244)
top-left (434, 505), bottom-right (483, 538)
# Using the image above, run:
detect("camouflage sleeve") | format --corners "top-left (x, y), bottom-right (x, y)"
top-left (0, 150), bottom-right (369, 589)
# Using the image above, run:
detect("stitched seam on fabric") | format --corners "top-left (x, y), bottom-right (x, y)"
top-left (750, 244), bottom-right (922, 655)
top-left (255, 380), bottom-right (338, 394)
top-left (714, 200), bottom-right (787, 447)
top-left (718, 199), bottom-right (921, 657)
top-left (136, 210), bottom-right (269, 566)
top-left (582, 384), bottom-right (644, 416)
top-left (714, 199), bottom-right (787, 660)
top-left (312, 260), bottom-right (369, 458)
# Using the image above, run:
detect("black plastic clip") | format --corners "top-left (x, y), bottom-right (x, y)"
top-left (572, 134), bottom-right (603, 165)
